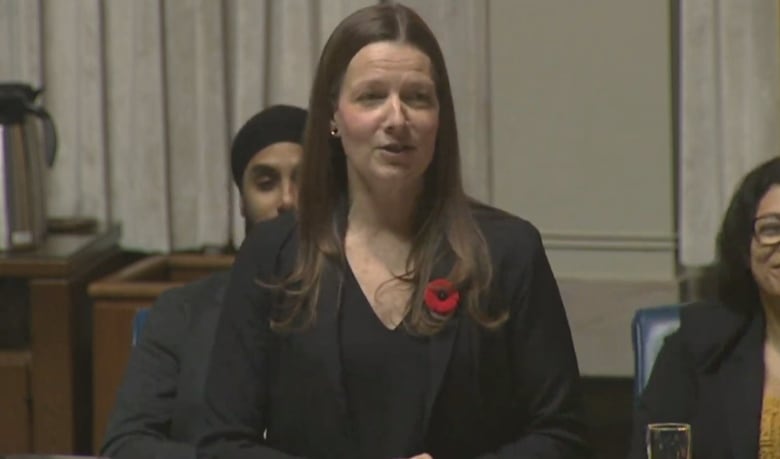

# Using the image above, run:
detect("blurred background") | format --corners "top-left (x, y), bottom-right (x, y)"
top-left (0, 1), bottom-right (778, 458)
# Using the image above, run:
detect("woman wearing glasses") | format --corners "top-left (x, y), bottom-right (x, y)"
top-left (629, 157), bottom-right (780, 458)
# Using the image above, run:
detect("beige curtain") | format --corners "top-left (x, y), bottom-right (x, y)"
top-left (0, 0), bottom-right (374, 252)
top-left (678, 0), bottom-right (780, 266)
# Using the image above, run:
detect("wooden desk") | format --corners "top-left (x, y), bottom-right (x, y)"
top-left (0, 228), bottom-right (122, 454)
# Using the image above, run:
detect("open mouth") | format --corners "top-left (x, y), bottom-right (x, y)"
top-left (379, 143), bottom-right (414, 154)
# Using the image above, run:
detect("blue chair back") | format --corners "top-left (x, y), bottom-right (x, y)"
top-left (631, 304), bottom-right (682, 398)
top-left (131, 308), bottom-right (151, 346)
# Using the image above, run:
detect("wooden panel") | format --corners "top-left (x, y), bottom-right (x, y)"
top-left (29, 280), bottom-right (76, 452)
top-left (0, 228), bottom-right (122, 454)
top-left (91, 299), bottom-right (154, 454)
top-left (0, 279), bottom-right (30, 348)
top-left (87, 254), bottom-right (233, 297)
top-left (581, 376), bottom-right (633, 459)
top-left (0, 226), bottom-right (120, 278)
top-left (168, 254), bottom-right (233, 282)
top-left (0, 351), bottom-right (32, 453)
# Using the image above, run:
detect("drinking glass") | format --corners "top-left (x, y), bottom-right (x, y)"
top-left (646, 423), bottom-right (691, 459)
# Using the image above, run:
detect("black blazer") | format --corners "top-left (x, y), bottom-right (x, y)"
top-left (628, 302), bottom-right (765, 459)
top-left (101, 271), bottom-right (230, 459)
top-left (199, 206), bottom-right (589, 459)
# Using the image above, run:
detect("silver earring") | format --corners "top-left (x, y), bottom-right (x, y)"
top-left (330, 127), bottom-right (339, 137)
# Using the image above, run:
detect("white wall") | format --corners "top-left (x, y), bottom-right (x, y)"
top-left (490, 0), bottom-right (675, 282)
top-left (487, 1), bottom-right (678, 375)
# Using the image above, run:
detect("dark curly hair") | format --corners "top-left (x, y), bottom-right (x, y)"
top-left (716, 157), bottom-right (780, 313)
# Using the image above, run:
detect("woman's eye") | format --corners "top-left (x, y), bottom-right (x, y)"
top-left (761, 225), bottom-right (780, 235)
top-left (406, 91), bottom-right (434, 106)
top-left (358, 92), bottom-right (384, 102)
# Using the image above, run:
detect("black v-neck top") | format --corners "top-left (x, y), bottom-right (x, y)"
top-left (340, 266), bottom-right (430, 459)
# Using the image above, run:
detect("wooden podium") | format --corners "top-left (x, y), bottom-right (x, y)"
top-left (88, 254), bottom-right (233, 453)
top-left (0, 227), bottom-right (122, 454)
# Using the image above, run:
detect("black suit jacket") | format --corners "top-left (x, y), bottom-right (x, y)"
top-left (199, 206), bottom-right (589, 459)
top-left (628, 302), bottom-right (765, 459)
top-left (101, 270), bottom-right (230, 459)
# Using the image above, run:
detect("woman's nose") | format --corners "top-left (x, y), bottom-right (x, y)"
top-left (384, 95), bottom-right (407, 130)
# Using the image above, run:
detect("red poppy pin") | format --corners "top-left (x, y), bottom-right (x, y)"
top-left (424, 278), bottom-right (460, 315)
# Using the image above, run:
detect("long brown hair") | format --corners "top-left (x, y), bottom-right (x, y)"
top-left (271, 3), bottom-right (502, 335)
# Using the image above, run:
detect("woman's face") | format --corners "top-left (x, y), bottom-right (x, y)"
top-left (332, 41), bottom-right (439, 192)
top-left (751, 184), bottom-right (780, 302)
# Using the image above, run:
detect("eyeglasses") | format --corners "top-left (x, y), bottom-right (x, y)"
top-left (754, 214), bottom-right (780, 246)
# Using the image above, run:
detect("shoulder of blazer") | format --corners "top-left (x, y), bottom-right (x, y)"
top-left (677, 300), bottom-right (759, 372)
top-left (469, 200), bottom-right (544, 263)
top-left (159, 270), bottom-right (232, 306)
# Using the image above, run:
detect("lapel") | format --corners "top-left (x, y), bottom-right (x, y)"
top-left (421, 251), bottom-right (460, 435)
top-left (288, 197), bottom-right (349, 412)
top-left (720, 312), bottom-right (765, 459)
top-left (302, 262), bottom-right (347, 411)
top-left (272, 215), bottom-right (355, 457)
top-left (289, 199), bottom-right (356, 455)
top-left (289, 260), bottom-right (357, 458)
